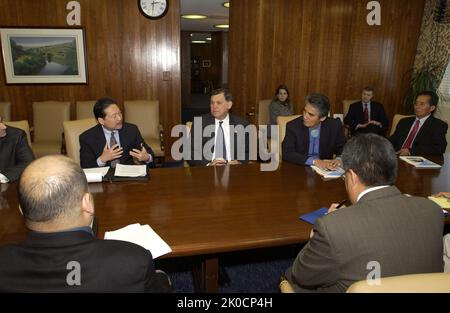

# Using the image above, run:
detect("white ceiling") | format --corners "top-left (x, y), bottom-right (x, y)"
top-left (180, 0), bottom-right (229, 32)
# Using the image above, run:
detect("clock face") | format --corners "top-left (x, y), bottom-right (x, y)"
top-left (139, 0), bottom-right (169, 19)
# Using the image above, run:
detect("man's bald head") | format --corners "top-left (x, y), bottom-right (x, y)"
top-left (18, 155), bottom-right (88, 223)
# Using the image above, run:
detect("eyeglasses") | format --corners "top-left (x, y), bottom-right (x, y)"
top-left (341, 170), bottom-right (348, 181)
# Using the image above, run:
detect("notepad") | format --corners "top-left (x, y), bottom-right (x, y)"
top-left (311, 165), bottom-right (345, 179)
top-left (399, 156), bottom-right (441, 169)
top-left (114, 164), bottom-right (147, 177)
top-left (83, 167), bottom-right (110, 182)
top-left (299, 207), bottom-right (328, 224)
top-left (428, 196), bottom-right (450, 209)
top-left (104, 223), bottom-right (172, 258)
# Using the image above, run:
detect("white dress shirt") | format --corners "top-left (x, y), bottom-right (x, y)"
top-left (211, 114), bottom-right (231, 161)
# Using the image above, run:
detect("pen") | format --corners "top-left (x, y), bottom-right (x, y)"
top-left (336, 199), bottom-right (347, 208)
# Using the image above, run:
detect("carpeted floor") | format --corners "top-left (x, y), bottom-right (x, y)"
top-left (156, 244), bottom-right (304, 293)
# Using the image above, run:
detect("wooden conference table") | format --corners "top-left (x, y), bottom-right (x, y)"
top-left (1, 154), bottom-right (449, 292)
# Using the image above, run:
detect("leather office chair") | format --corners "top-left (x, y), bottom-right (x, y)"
top-left (342, 99), bottom-right (358, 118)
top-left (279, 278), bottom-right (295, 293)
top-left (0, 102), bottom-right (11, 121)
top-left (63, 118), bottom-right (97, 165)
top-left (5, 120), bottom-right (32, 147)
top-left (76, 100), bottom-right (96, 119)
top-left (389, 114), bottom-right (415, 136)
top-left (257, 99), bottom-right (272, 127)
top-left (124, 100), bottom-right (164, 158)
top-left (32, 101), bottom-right (71, 157)
top-left (346, 273), bottom-right (450, 293)
top-left (276, 115), bottom-right (301, 159)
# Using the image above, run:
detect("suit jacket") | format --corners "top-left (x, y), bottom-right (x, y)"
top-left (286, 186), bottom-right (444, 293)
top-left (344, 101), bottom-right (389, 135)
top-left (79, 122), bottom-right (154, 168)
top-left (389, 116), bottom-right (448, 155)
top-left (0, 230), bottom-right (171, 292)
top-left (0, 126), bottom-right (35, 182)
top-left (282, 117), bottom-right (346, 165)
top-left (187, 113), bottom-right (250, 166)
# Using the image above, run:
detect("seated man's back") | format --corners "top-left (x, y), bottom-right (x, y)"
top-left (0, 155), bottom-right (170, 293)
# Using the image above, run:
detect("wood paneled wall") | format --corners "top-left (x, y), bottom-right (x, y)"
top-left (229, 0), bottom-right (426, 123)
top-left (0, 0), bottom-right (181, 157)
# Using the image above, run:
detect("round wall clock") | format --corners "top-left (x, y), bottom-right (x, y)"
top-left (138, 0), bottom-right (169, 19)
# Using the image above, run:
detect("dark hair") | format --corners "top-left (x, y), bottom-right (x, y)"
top-left (305, 93), bottom-right (329, 118)
top-left (273, 84), bottom-right (290, 104)
top-left (417, 91), bottom-right (439, 108)
top-left (341, 133), bottom-right (397, 186)
top-left (93, 97), bottom-right (117, 119)
top-left (211, 88), bottom-right (233, 102)
top-left (363, 86), bottom-right (375, 93)
top-left (18, 156), bottom-right (88, 223)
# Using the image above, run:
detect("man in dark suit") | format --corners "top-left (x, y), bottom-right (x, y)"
top-left (344, 86), bottom-right (389, 136)
top-left (285, 134), bottom-right (444, 293)
top-left (389, 91), bottom-right (448, 156)
top-left (0, 115), bottom-right (34, 182)
top-left (187, 88), bottom-right (250, 166)
top-left (0, 155), bottom-right (172, 292)
top-left (79, 97), bottom-right (154, 168)
top-left (282, 93), bottom-right (346, 169)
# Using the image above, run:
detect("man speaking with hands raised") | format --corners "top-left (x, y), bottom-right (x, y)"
top-left (80, 97), bottom-right (154, 168)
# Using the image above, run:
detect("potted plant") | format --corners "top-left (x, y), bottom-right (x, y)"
top-left (403, 66), bottom-right (440, 114)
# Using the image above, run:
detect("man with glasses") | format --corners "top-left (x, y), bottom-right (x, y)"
top-left (284, 134), bottom-right (444, 292)
top-left (79, 97), bottom-right (154, 168)
top-left (0, 116), bottom-right (34, 182)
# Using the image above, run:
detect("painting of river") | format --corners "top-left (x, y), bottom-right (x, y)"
top-left (10, 36), bottom-right (79, 76)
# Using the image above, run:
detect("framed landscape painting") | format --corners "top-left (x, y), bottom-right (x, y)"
top-left (0, 27), bottom-right (87, 84)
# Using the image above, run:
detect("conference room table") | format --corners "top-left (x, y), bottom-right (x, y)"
top-left (1, 154), bottom-right (450, 292)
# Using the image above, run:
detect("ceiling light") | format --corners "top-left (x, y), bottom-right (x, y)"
top-left (223, 2), bottom-right (230, 8)
top-left (214, 24), bottom-right (229, 29)
top-left (206, 37), bottom-right (212, 41)
top-left (181, 15), bottom-right (208, 20)
top-left (192, 40), bottom-right (207, 44)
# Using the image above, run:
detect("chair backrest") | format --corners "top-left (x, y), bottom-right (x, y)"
top-left (63, 118), bottom-right (97, 165)
top-left (390, 114), bottom-right (415, 136)
top-left (342, 99), bottom-right (359, 117)
top-left (5, 120), bottom-right (32, 147)
top-left (275, 114), bottom-right (301, 158)
top-left (257, 99), bottom-right (272, 126)
top-left (124, 100), bottom-right (159, 140)
top-left (0, 102), bottom-right (11, 121)
top-left (346, 273), bottom-right (450, 293)
top-left (32, 101), bottom-right (71, 142)
top-left (76, 100), bottom-right (96, 120)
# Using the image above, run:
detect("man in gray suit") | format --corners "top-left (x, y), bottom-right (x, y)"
top-left (285, 133), bottom-right (444, 293)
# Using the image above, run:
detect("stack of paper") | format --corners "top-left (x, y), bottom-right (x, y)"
top-left (311, 165), bottom-right (345, 179)
top-left (83, 167), bottom-right (110, 182)
top-left (114, 164), bottom-right (147, 177)
top-left (399, 156), bottom-right (441, 169)
top-left (104, 223), bottom-right (172, 258)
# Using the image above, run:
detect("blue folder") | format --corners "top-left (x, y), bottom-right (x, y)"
top-left (299, 207), bottom-right (328, 224)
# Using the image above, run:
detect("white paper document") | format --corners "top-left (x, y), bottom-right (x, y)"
top-left (114, 164), bottom-right (147, 177)
top-left (83, 167), bottom-right (110, 182)
top-left (104, 223), bottom-right (172, 259)
top-left (311, 165), bottom-right (345, 179)
top-left (399, 156), bottom-right (441, 169)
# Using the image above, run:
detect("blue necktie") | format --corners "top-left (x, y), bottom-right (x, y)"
top-left (215, 121), bottom-right (227, 160)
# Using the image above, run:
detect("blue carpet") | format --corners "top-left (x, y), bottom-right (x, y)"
top-left (157, 244), bottom-right (303, 293)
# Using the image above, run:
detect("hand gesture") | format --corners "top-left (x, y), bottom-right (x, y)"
top-left (99, 143), bottom-right (123, 163)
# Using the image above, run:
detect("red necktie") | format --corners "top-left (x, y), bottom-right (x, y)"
top-left (402, 120), bottom-right (420, 150)
top-left (363, 103), bottom-right (369, 123)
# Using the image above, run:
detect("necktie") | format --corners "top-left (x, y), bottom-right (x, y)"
top-left (402, 120), bottom-right (420, 150)
top-left (363, 103), bottom-right (369, 123)
top-left (215, 121), bottom-right (227, 160)
top-left (110, 131), bottom-right (119, 168)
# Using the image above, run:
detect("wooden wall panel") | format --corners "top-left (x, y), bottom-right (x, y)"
top-left (229, 0), bottom-right (425, 123)
top-left (0, 0), bottom-right (181, 159)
